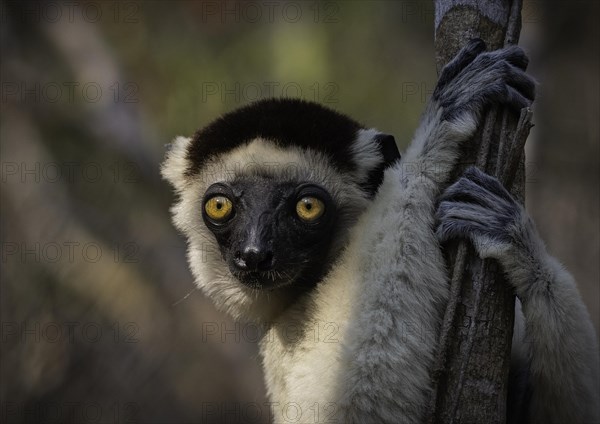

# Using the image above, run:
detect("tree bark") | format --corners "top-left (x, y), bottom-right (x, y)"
top-left (427, 1), bottom-right (533, 423)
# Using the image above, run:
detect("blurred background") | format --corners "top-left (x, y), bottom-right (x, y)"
top-left (1, 1), bottom-right (598, 423)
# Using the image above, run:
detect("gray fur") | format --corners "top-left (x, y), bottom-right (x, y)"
top-left (432, 40), bottom-right (533, 123)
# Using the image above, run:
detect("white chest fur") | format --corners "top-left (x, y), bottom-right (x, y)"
top-left (259, 250), bottom-right (361, 422)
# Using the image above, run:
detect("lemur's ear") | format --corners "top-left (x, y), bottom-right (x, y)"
top-left (363, 133), bottom-right (400, 197)
top-left (375, 133), bottom-right (401, 167)
top-left (161, 136), bottom-right (192, 191)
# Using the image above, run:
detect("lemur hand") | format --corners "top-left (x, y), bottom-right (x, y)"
top-left (436, 167), bottom-right (550, 300)
top-left (433, 39), bottom-right (535, 137)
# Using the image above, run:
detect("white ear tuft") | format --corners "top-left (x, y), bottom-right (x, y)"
top-left (161, 136), bottom-right (192, 191)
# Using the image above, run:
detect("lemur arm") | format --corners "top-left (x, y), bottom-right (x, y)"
top-left (437, 167), bottom-right (600, 423)
top-left (401, 38), bottom-right (533, 189)
top-left (336, 40), bottom-right (535, 423)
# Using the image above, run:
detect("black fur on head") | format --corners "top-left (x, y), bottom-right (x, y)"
top-left (185, 98), bottom-right (400, 195)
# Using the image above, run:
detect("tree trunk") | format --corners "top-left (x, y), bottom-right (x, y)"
top-left (427, 1), bottom-right (533, 423)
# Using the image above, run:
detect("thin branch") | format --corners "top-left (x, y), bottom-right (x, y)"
top-left (505, 0), bottom-right (524, 45)
top-left (477, 107), bottom-right (500, 169)
top-left (502, 108), bottom-right (534, 186)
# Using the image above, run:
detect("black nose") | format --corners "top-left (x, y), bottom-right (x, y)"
top-left (234, 247), bottom-right (274, 271)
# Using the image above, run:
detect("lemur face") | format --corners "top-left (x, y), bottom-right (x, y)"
top-left (201, 176), bottom-right (337, 290)
top-left (161, 98), bottom-right (399, 321)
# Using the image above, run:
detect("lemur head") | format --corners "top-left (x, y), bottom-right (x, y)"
top-left (162, 98), bottom-right (399, 322)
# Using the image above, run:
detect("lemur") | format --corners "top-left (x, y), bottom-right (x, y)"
top-left (162, 40), bottom-right (599, 423)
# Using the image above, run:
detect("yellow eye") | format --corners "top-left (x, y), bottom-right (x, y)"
top-left (296, 197), bottom-right (325, 222)
top-left (204, 196), bottom-right (233, 221)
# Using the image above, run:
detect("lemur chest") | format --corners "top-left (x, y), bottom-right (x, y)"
top-left (262, 324), bottom-right (345, 417)
top-left (259, 263), bottom-right (360, 420)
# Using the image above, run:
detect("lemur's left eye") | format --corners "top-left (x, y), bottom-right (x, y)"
top-left (205, 195), bottom-right (233, 222)
top-left (296, 197), bottom-right (325, 222)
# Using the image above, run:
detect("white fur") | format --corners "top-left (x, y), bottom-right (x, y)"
top-left (161, 136), bottom-right (193, 192)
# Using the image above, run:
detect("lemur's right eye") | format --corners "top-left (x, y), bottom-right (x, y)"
top-left (204, 195), bottom-right (233, 222)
